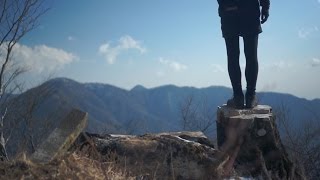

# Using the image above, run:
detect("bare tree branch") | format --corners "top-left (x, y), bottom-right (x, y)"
top-left (275, 102), bottom-right (320, 179)
top-left (180, 94), bottom-right (215, 133)
top-left (0, 0), bottom-right (48, 161)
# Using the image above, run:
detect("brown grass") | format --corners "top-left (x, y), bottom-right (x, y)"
top-left (0, 152), bottom-right (135, 180)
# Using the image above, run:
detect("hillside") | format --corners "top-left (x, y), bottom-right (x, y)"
top-left (4, 77), bottom-right (320, 157)
top-left (38, 78), bottom-right (320, 133)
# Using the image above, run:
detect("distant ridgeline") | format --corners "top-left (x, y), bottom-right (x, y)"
top-left (4, 78), bottom-right (320, 158)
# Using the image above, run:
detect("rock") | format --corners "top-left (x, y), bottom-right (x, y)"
top-left (216, 104), bottom-right (305, 179)
top-left (28, 104), bottom-right (305, 179)
top-left (72, 131), bottom-right (222, 179)
top-left (31, 109), bottom-right (88, 164)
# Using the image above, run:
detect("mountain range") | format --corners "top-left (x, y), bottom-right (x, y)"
top-left (4, 77), bottom-right (320, 156)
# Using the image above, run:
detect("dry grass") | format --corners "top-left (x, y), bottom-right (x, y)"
top-left (0, 152), bottom-right (135, 180)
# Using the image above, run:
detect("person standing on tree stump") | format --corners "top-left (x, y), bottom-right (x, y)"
top-left (217, 0), bottom-right (270, 109)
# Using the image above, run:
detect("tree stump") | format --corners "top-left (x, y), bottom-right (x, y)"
top-left (216, 105), bottom-right (305, 179)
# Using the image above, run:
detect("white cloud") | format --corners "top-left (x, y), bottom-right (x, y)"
top-left (211, 64), bottom-right (225, 73)
top-left (156, 71), bottom-right (165, 77)
top-left (260, 61), bottom-right (295, 73)
top-left (298, 26), bottom-right (319, 39)
top-left (0, 43), bottom-right (77, 73)
top-left (159, 57), bottom-right (187, 72)
top-left (98, 35), bottom-right (146, 64)
top-left (119, 36), bottom-right (146, 53)
top-left (311, 58), bottom-right (320, 67)
top-left (270, 61), bottom-right (293, 70)
top-left (67, 36), bottom-right (76, 41)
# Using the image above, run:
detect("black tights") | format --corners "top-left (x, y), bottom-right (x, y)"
top-left (224, 35), bottom-right (259, 96)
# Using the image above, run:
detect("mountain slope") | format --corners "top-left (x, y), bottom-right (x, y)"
top-left (5, 77), bottom-right (320, 157)
top-left (28, 78), bottom-right (320, 135)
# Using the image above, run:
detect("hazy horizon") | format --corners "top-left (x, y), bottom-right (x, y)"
top-left (47, 77), bottom-right (319, 101)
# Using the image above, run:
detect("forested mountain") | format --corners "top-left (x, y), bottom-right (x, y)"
top-left (5, 77), bottom-right (320, 156)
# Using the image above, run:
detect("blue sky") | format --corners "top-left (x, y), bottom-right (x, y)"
top-left (15, 0), bottom-right (320, 99)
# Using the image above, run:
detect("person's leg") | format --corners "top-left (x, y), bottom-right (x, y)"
top-left (225, 36), bottom-right (244, 108)
top-left (225, 36), bottom-right (242, 96)
top-left (243, 35), bottom-right (259, 107)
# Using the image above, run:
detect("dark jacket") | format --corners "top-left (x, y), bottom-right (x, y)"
top-left (217, 0), bottom-right (270, 17)
top-left (218, 0), bottom-right (270, 37)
